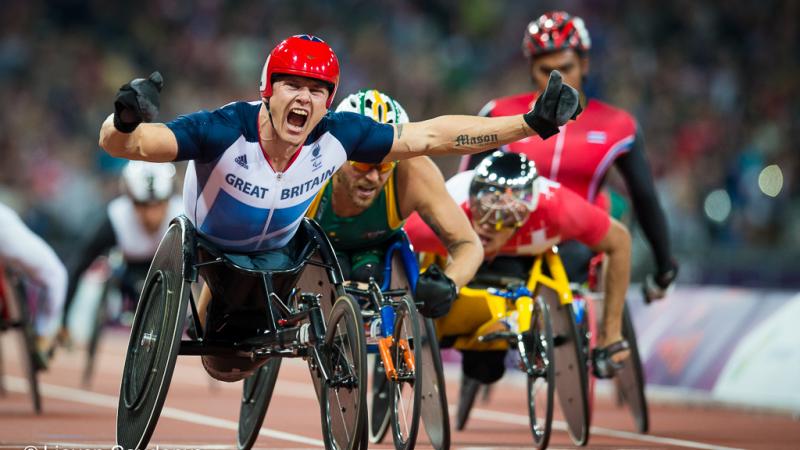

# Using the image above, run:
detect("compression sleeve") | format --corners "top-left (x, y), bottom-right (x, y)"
top-left (0, 202), bottom-right (68, 336)
top-left (613, 126), bottom-right (672, 271)
top-left (63, 213), bottom-right (117, 325)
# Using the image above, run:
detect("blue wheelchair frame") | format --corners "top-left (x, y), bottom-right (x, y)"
top-left (363, 231), bottom-right (420, 350)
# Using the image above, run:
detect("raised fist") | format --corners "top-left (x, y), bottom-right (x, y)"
top-left (113, 71), bottom-right (164, 133)
top-left (523, 70), bottom-right (582, 139)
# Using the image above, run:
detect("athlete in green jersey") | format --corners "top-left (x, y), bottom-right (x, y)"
top-left (308, 89), bottom-right (483, 318)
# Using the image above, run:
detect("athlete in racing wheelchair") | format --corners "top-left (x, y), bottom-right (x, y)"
top-left (98, 34), bottom-right (581, 450)
top-left (406, 151), bottom-right (633, 447)
top-left (305, 89), bottom-right (483, 450)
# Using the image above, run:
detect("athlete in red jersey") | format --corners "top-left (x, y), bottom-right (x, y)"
top-left (406, 152), bottom-right (632, 384)
top-left (461, 11), bottom-right (677, 301)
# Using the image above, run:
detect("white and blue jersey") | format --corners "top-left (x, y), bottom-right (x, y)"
top-left (166, 101), bottom-right (394, 252)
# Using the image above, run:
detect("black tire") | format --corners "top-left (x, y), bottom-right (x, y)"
top-left (116, 222), bottom-right (189, 450)
top-left (237, 358), bottom-right (282, 450)
top-left (616, 303), bottom-right (649, 433)
top-left (83, 280), bottom-right (111, 387)
top-left (417, 317), bottom-right (450, 450)
top-left (320, 295), bottom-right (367, 450)
top-left (0, 336), bottom-right (5, 397)
top-left (369, 356), bottom-right (391, 444)
top-left (525, 297), bottom-right (555, 450)
top-left (12, 278), bottom-right (42, 414)
top-left (390, 296), bottom-right (423, 450)
top-left (540, 287), bottom-right (590, 446)
top-left (455, 375), bottom-right (481, 431)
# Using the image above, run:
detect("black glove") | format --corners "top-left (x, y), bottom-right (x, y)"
top-left (523, 70), bottom-right (582, 139)
top-left (113, 71), bottom-right (164, 133)
top-left (643, 260), bottom-right (679, 303)
top-left (415, 264), bottom-right (457, 319)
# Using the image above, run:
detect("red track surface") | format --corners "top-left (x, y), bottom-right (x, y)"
top-left (1, 330), bottom-right (798, 450)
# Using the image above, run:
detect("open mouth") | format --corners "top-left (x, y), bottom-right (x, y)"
top-left (356, 185), bottom-right (377, 199)
top-left (286, 108), bottom-right (309, 131)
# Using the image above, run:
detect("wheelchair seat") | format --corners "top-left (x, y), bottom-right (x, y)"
top-left (195, 218), bottom-right (343, 382)
top-left (197, 218), bottom-right (321, 275)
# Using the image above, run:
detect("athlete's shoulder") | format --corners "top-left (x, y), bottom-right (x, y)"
top-left (308, 111), bottom-right (394, 162)
top-left (207, 100), bottom-right (261, 142)
top-left (309, 111), bottom-right (387, 139)
top-left (479, 92), bottom-right (536, 117)
top-left (583, 99), bottom-right (636, 133)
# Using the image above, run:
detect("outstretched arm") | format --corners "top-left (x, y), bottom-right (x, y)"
top-left (99, 119), bottom-right (178, 161)
top-left (385, 71), bottom-right (580, 161)
top-left (397, 157), bottom-right (482, 287)
top-left (387, 115), bottom-right (532, 161)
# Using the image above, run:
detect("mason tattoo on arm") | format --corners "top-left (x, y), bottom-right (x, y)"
top-left (455, 134), bottom-right (498, 147)
top-left (396, 123), bottom-right (404, 139)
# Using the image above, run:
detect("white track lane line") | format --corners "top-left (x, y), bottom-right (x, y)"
top-left (456, 404), bottom-right (745, 450)
top-left (3, 376), bottom-right (324, 448)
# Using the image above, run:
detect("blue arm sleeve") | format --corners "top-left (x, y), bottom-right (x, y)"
top-left (166, 104), bottom-right (244, 162)
top-left (323, 112), bottom-right (394, 163)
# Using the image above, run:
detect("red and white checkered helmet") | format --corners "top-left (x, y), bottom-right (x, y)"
top-left (522, 11), bottom-right (591, 59)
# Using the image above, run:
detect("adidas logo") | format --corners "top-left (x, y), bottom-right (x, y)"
top-left (235, 154), bottom-right (249, 169)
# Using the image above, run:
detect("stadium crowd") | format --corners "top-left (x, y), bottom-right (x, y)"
top-left (0, 0), bottom-right (797, 286)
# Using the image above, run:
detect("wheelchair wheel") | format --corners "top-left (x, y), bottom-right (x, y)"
top-left (526, 297), bottom-right (555, 450)
top-left (320, 295), bottom-right (367, 450)
top-left (540, 287), bottom-right (589, 446)
top-left (615, 303), bottom-right (649, 433)
top-left (369, 356), bottom-right (391, 444)
top-left (116, 223), bottom-right (189, 450)
top-left (83, 281), bottom-right (111, 387)
top-left (390, 296), bottom-right (422, 450)
top-left (417, 316), bottom-right (450, 450)
top-left (237, 358), bottom-right (282, 450)
top-left (12, 278), bottom-right (42, 414)
top-left (577, 296), bottom-right (598, 426)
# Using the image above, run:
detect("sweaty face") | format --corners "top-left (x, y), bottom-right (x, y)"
top-left (267, 75), bottom-right (330, 146)
top-left (333, 162), bottom-right (393, 211)
top-left (530, 49), bottom-right (588, 93)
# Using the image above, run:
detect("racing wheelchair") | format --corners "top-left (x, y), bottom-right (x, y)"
top-left (449, 247), bottom-right (589, 448)
top-left (0, 267), bottom-right (43, 414)
top-left (343, 232), bottom-right (450, 450)
top-left (454, 247), bottom-right (649, 447)
top-left (115, 215), bottom-right (367, 450)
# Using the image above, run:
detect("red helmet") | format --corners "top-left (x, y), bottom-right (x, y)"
top-left (259, 34), bottom-right (340, 108)
top-left (522, 11), bottom-right (591, 59)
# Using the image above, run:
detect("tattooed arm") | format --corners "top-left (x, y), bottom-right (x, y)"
top-left (384, 71), bottom-right (580, 161)
top-left (385, 115), bottom-right (534, 161)
top-left (397, 157), bottom-right (482, 287)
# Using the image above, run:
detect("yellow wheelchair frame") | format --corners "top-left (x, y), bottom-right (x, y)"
top-left (440, 247), bottom-right (591, 447)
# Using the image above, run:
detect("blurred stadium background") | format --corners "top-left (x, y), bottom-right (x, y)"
top-left (0, 0), bottom-right (797, 288)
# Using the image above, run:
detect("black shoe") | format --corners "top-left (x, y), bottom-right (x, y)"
top-left (456, 375), bottom-right (482, 430)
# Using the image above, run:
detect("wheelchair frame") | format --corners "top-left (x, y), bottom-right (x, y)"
top-left (115, 215), bottom-right (367, 450)
top-left (346, 231), bottom-right (451, 450)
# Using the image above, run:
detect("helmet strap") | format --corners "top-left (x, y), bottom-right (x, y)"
top-left (262, 98), bottom-right (277, 137)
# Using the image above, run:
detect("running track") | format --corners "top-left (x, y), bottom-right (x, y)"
top-left (1, 331), bottom-right (798, 450)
